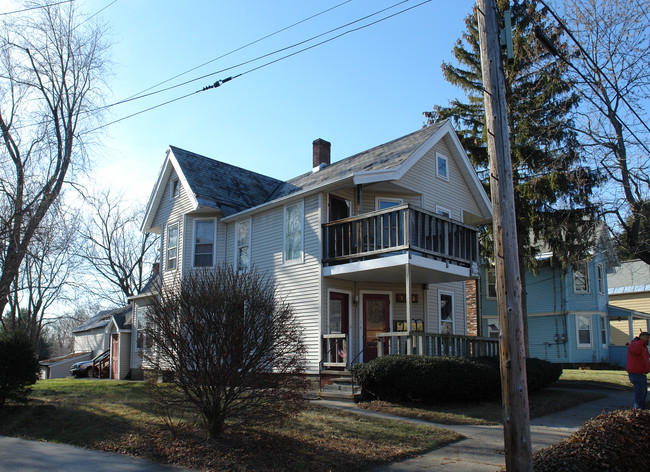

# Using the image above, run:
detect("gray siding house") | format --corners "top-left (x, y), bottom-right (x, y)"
top-left (130, 121), bottom-right (494, 378)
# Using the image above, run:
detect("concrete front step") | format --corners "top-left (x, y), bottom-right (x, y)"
top-left (319, 375), bottom-right (361, 401)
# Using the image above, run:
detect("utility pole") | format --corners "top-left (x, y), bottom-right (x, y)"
top-left (475, 0), bottom-right (532, 470)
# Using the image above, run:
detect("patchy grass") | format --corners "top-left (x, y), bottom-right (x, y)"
top-left (0, 379), bottom-right (460, 471)
top-left (359, 388), bottom-right (605, 425)
top-left (559, 369), bottom-right (632, 390)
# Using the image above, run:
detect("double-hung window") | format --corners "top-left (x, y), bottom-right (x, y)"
top-left (600, 315), bottom-right (608, 348)
top-left (486, 269), bottom-right (497, 299)
top-left (573, 262), bottom-right (589, 293)
top-left (236, 219), bottom-right (251, 271)
top-left (193, 219), bottom-right (215, 267)
top-left (436, 153), bottom-right (449, 180)
top-left (284, 201), bottom-right (303, 264)
top-left (166, 223), bottom-right (179, 271)
top-left (597, 263), bottom-right (605, 294)
top-left (576, 314), bottom-right (592, 348)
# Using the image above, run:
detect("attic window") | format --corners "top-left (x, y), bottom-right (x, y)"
top-left (436, 153), bottom-right (449, 181)
top-left (171, 178), bottom-right (180, 199)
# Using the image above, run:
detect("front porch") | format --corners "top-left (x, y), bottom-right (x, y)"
top-left (322, 332), bottom-right (499, 370)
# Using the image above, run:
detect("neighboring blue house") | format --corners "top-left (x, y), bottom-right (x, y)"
top-left (479, 233), bottom-right (634, 365)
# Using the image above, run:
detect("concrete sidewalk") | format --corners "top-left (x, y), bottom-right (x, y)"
top-left (315, 387), bottom-right (633, 472)
top-left (0, 435), bottom-right (193, 472)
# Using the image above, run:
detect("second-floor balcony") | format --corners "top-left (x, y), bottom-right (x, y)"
top-left (322, 204), bottom-right (479, 283)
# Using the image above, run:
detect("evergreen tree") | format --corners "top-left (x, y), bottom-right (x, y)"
top-left (425, 0), bottom-right (603, 344)
top-left (426, 0), bottom-right (602, 268)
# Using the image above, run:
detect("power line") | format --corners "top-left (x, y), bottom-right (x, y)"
top-left (0, 0), bottom-right (74, 16)
top-left (123, 0), bottom-right (353, 102)
top-left (102, 0), bottom-right (410, 112)
top-left (88, 0), bottom-right (432, 133)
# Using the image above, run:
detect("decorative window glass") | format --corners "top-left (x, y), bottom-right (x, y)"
top-left (166, 223), bottom-right (178, 270)
top-left (487, 270), bottom-right (497, 299)
top-left (600, 315), bottom-right (608, 347)
top-left (284, 202), bottom-right (303, 263)
top-left (597, 263), bottom-right (605, 294)
top-left (236, 219), bottom-right (251, 271)
top-left (171, 178), bottom-right (180, 199)
top-left (437, 153), bottom-right (449, 180)
top-left (576, 314), bottom-right (592, 347)
top-left (573, 262), bottom-right (589, 293)
top-left (439, 291), bottom-right (454, 335)
top-left (194, 220), bottom-right (215, 267)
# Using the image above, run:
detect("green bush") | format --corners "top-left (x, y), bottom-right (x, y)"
top-left (351, 355), bottom-right (501, 403)
top-left (0, 330), bottom-right (40, 407)
top-left (352, 355), bottom-right (562, 403)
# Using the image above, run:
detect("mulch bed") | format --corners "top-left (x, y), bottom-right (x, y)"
top-left (533, 409), bottom-right (650, 471)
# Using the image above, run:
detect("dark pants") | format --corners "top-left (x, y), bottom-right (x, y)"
top-left (628, 373), bottom-right (648, 409)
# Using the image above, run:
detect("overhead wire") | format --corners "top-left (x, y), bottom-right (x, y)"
top-left (100, 0), bottom-right (411, 112)
top-left (0, 0), bottom-right (73, 16)
top-left (88, 0), bottom-right (433, 132)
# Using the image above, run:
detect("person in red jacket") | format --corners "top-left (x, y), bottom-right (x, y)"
top-left (626, 331), bottom-right (650, 409)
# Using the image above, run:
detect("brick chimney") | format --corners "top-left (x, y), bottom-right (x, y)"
top-left (312, 138), bottom-right (331, 171)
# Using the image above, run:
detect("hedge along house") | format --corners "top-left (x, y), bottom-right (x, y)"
top-left (135, 121), bottom-right (496, 381)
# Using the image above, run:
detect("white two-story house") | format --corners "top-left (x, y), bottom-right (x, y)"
top-left (129, 120), bottom-right (494, 380)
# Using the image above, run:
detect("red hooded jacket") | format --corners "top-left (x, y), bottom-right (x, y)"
top-left (626, 337), bottom-right (650, 375)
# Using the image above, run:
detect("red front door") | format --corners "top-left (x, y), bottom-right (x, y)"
top-left (363, 294), bottom-right (389, 361)
top-left (111, 334), bottom-right (119, 379)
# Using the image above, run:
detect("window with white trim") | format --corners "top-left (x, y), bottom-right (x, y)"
top-left (573, 262), bottom-right (589, 293)
top-left (486, 269), bottom-right (497, 299)
top-left (439, 291), bottom-right (454, 335)
top-left (284, 201), bottom-right (303, 263)
top-left (193, 219), bottom-right (215, 267)
top-left (376, 198), bottom-right (403, 210)
top-left (436, 206), bottom-right (452, 219)
top-left (166, 223), bottom-right (179, 271)
top-left (576, 314), bottom-right (592, 347)
top-left (487, 319), bottom-right (499, 338)
top-left (597, 263), bottom-right (605, 294)
top-left (236, 219), bottom-right (251, 271)
top-left (600, 315), bottom-right (608, 347)
top-left (436, 153), bottom-right (449, 180)
top-left (170, 178), bottom-right (180, 199)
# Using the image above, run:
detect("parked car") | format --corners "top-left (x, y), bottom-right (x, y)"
top-left (70, 350), bottom-right (109, 378)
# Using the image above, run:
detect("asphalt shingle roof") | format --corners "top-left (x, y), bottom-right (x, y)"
top-left (170, 146), bottom-right (284, 216)
top-left (170, 122), bottom-right (446, 214)
top-left (73, 305), bottom-right (132, 334)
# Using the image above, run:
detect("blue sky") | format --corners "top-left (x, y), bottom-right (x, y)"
top-left (77, 0), bottom-right (475, 201)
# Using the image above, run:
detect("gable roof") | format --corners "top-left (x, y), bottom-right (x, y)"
top-left (142, 120), bottom-right (492, 231)
top-left (73, 305), bottom-right (132, 334)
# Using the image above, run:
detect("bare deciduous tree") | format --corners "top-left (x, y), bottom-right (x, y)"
top-left (2, 201), bottom-right (80, 349)
top-left (77, 189), bottom-right (158, 307)
top-left (0, 1), bottom-right (109, 316)
top-left (554, 0), bottom-right (650, 263)
top-left (145, 266), bottom-right (308, 440)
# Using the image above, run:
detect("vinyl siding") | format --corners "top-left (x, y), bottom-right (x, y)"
top-left (610, 319), bottom-right (650, 346)
top-left (399, 139), bottom-right (483, 221)
top-left (608, 293), bottom-right (650, 314)
top-left (242, 194), bottom-right (322, 373)
top-left (73, 331), bottom-right (107, 357)
top-left (153, 169), bottom-right (195, 285)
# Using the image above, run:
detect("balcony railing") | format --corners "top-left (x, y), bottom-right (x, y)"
top-left (376, 332), bottom-right (499, 358)
top-left (322, 204), bottom-right (479, 268)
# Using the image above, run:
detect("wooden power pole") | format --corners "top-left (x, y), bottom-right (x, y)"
top-left (475, 0), bottom-right (533, 470)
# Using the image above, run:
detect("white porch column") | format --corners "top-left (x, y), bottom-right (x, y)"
top-left (629, 316), bottom-right (635, 341)
top-left (406, 261), bottom-right (412, 355)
